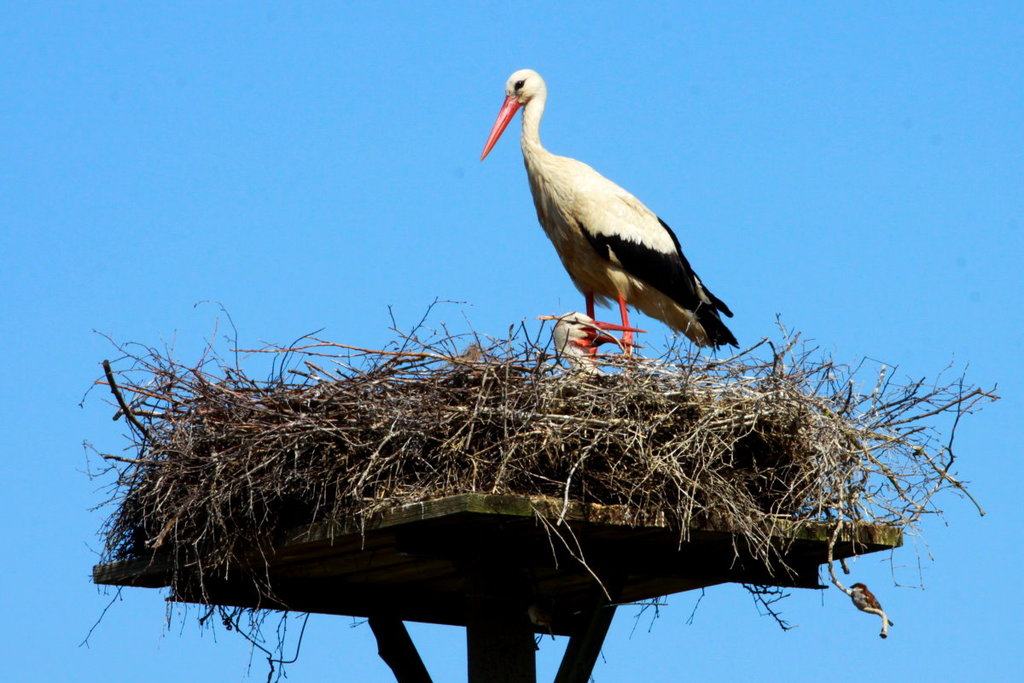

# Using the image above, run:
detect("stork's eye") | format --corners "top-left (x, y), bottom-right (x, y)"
top-left (514, 79), bottom-right (525, 91)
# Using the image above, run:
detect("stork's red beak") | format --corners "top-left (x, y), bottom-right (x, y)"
top-left (589, 320), bottom-right (647, 335)
top-left (585, 320), bottom-right (647, 348)
top-left (480, 95), bottom-right (521, 161)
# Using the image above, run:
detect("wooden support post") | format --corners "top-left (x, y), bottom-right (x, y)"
top-left (368, 616), bottom-right (433, 683)
top-left (462, 556), bottom-right (536, 683)
top-left (552, 603), bottom-right (616, 683)
top-left (553, 588), bottom-right (620, 683)
top-left (465, 592), bottom-right (536, 683)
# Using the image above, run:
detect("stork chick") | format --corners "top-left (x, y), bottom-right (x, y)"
top-left (482, 69), bottom-right (737, 351)
top-left (539, 312), bottom-right (643, 372)
top-left (850, 582), bottom-right (894, 639)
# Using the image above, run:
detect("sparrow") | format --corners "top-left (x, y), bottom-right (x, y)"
top-left (850, 582), bottom-right (894, 638)
top-left (528, 600), bottom-right (555, 641)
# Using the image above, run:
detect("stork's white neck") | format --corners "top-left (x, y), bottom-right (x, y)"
top-left (520, 91), bottom-right (547, 161)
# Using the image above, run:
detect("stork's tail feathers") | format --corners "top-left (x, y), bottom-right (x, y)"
top-left (695, 303), bottom-right (738, 348)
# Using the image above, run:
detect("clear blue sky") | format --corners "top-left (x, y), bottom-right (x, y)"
top-left (3, 2), bottom-right (1021, 681)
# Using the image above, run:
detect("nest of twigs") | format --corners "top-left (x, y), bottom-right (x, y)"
top-left (92, 321), bottom-right (994, 596)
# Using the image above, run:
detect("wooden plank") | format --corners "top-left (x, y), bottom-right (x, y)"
top-left (94, 493), bottom-right (903, 636)
top-left (93, 555), bottom-right (172, 588)
top-left (269, 548), bottom-right (431, 581)
top-left (171, 577), bottom-right (473, 628)
top-left (95, 495), bottom-right (901, 584)
top-left (618, 577), bottom-right (728, 605)
top-left (285, 494), bottom-right (665, 547)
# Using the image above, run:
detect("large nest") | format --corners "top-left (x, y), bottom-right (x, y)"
top-left (92, 321), bottom-right (993, 595)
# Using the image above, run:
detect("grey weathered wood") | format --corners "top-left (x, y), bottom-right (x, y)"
top-left (368, 617), bottom-right (432, 683)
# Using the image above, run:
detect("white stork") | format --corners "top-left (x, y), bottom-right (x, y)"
top-left (538, 312), bottom-right (642, 372)
top-left (481, 69), bottom-right (737, 350)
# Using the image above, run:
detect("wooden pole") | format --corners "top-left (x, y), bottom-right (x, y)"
top-left (465, 591), bottom-right (536, 683)
top-left (368, 617), bottom-right (433, 683)
top-left (552, 603), bottom-right (616, 683)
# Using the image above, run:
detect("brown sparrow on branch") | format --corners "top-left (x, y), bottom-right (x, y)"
top-left (850, 582), bottom-right (894, 638)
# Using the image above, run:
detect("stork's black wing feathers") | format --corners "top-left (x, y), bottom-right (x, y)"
top-left (580, 217), bottom-right (737, 347)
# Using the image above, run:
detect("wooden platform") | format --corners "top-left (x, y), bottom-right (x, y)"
top-left (93, 493), bottom-right (900, 637)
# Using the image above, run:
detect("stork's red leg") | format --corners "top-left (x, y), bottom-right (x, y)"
top-left (583, 292), bottom-right (598, 356)
top-left (617, 293), bottom-right (634, 355)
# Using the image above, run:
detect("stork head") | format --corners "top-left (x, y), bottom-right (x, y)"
top-left (481, 69), bottom-right (547, 161)
top-left (538, 312), bottom-right (644, 371)
top-left (504, 68), bottom-right (546, 105)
